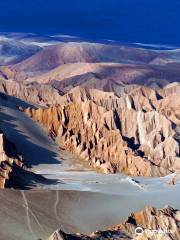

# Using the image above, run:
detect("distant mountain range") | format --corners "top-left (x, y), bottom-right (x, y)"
top-left (1, 33), bottom-right (180, 89)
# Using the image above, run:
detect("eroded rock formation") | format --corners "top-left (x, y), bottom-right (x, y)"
top-left (24, 85), bottom-right (180, 176)
top-left (0, 80), bottom-right (62, 106)
top-left (49, 206), bottom-right (180, 240)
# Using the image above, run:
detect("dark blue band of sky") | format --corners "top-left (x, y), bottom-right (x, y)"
top-left (0, 0), bottom-right (180, 45)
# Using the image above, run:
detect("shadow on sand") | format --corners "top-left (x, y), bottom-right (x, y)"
top-left (0, 93), bottom-right (65, 188)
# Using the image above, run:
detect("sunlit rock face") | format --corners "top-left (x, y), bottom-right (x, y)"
top-left (49, 206), bottom-right (180, 240)
top-left (24, 84), bottom-right (180, 177)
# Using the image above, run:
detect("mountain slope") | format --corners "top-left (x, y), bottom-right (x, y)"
top-left (0, 38), bottom-right (41, 65)
top-left (0, 42), bottom-right (159, 80)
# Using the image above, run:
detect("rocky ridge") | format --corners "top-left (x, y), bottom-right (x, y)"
top-left (0, 80), bottom-right (63, 106)
top-left (24, 84), bottom-right (180, 176)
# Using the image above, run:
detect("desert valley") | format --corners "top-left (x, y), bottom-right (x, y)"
top-left (0, 33), bottom-right (180, 240)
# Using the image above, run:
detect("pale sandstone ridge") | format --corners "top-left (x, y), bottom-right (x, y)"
top-left (24, 85), bottom-right (180, 176)
top-left (49, 206), bottom-right (180, 240)
top-left (0, 130), bottom-right (24, 188)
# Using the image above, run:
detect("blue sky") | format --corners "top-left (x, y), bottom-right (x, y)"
top-left (0, 0), bottom-right (180, 45)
